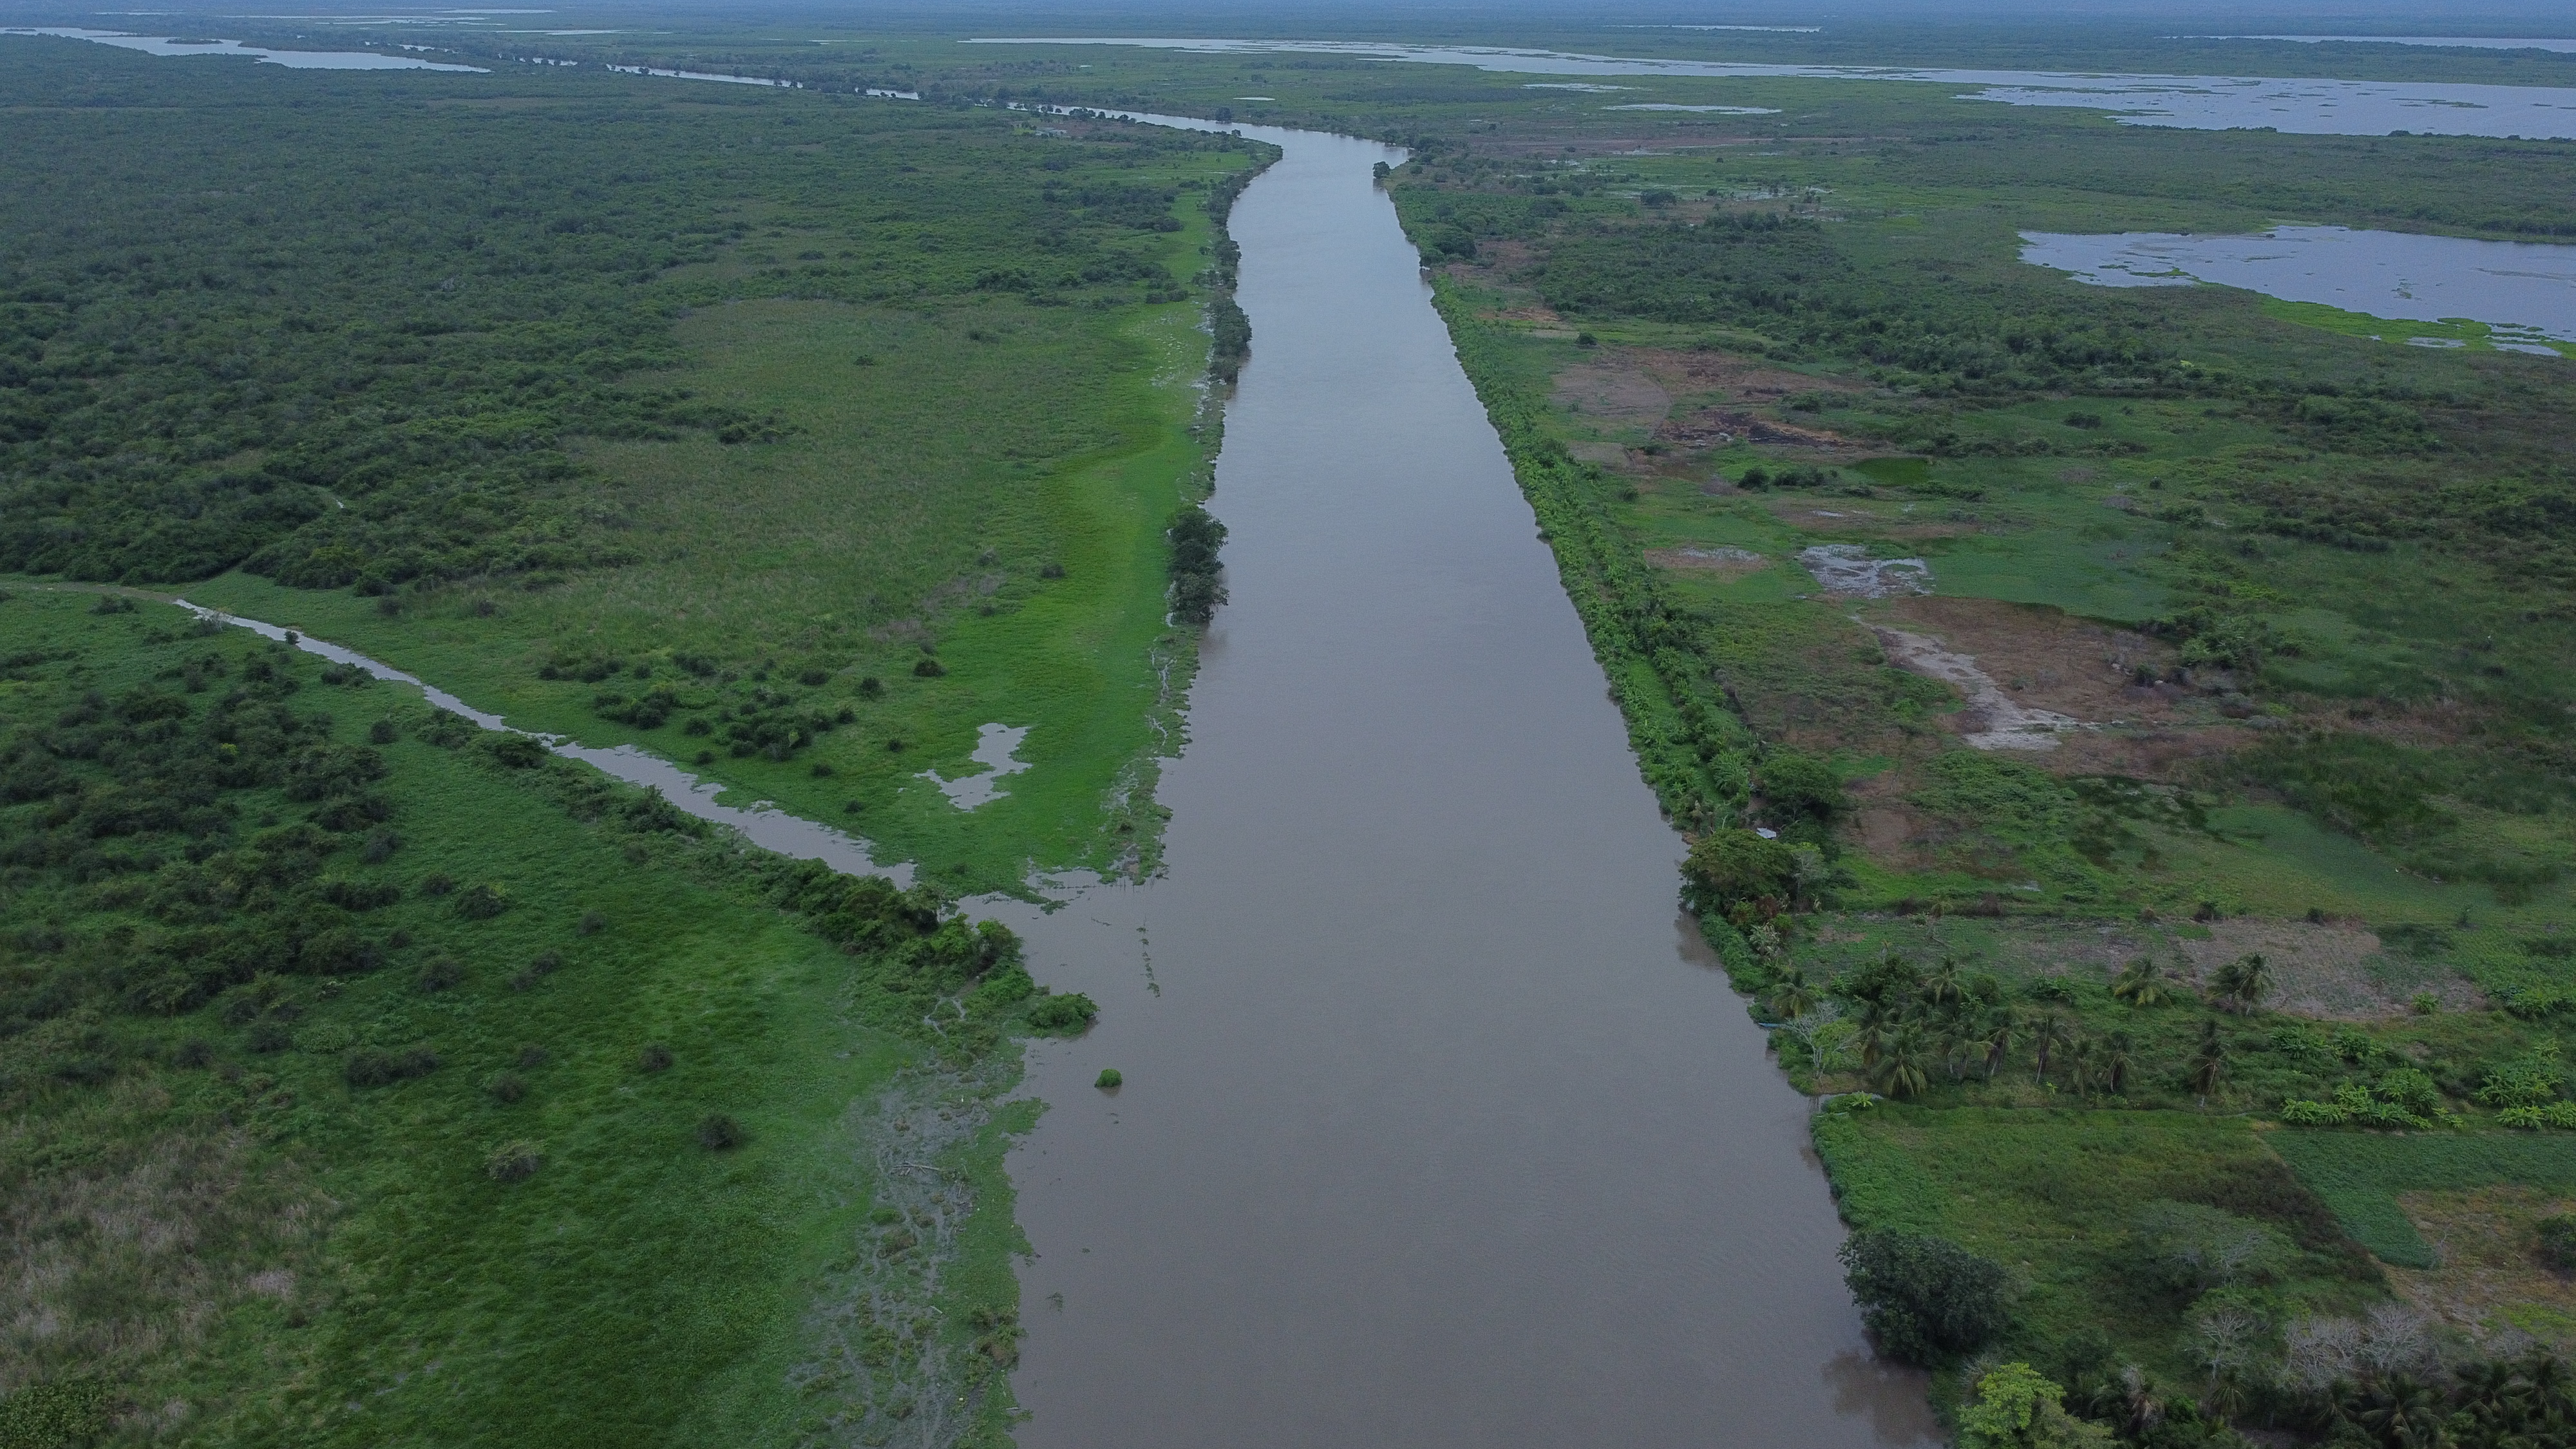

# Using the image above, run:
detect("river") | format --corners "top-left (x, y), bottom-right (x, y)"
top-left (981, 119), bottom-right (1931, 1447)
top-left (162, 109), bottom-right (1930, 1447)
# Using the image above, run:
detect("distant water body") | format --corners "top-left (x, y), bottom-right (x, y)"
top-left (1, 26), bottom-right (484, 71)
top-left (2021, 225), bottom-right (2576, 352)
top-left (2210, 35), bottom-right (2576, 55)
top-left (974, 38), bottom-right (2576, 139)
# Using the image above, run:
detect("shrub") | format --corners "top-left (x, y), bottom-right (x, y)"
top-left (346, 1045), bottom-right (440, 1087)
top-left (2134, 1200), bottom-right (2291, 1291)
top-left (417, 954), bottom-right (463, 992)
top-left (173, 1038), bottom-right (214, 1068)
top-left (246, 1019), bottom-right (294, 1054)
top-left (484, 1070), bottom-right (527, 1103)
top-left (418, 871), bottom-right (457, 896)
top-left (1095, 1068), bottom-right (1122, 1089)
top-left (1757, 751), bottom-right (1845, 823)
top-left (1680, 829), bottom-right (1797, 920)
top-left (637, 1043), bottom-right (673, 1073)
top-left (515, 1043), bottom-right (550, 1070)
top-left (913, 657), bottom-right (947, 678)
top-left (2539, 1215), bottom-right (2576, 1271)
top-left (1837, 1229), bottom-right (2012, 1365)
top-left (1956, 1363), bottom-right (2108, 1449)
top-left (1166, 504), bottom-right (1228, 624)
top-left (578, 909), bottom-right (605, 936)
top-left (1026, 992), bottom-right (1098, 1032)
top-left (484, 1140), bottom-right (544, 1182)
top-left (858, 676), bottom-right (884, 698)
top-left (696, 1113), bottom-right (746, 1150)
top-left (454, 883), bottom-right (507, 920)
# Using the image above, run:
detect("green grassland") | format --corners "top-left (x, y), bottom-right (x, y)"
top-left (0, 37), bottom-right (1277, 1446)
top-left (1819, 1107), bottom-right (2383, 1387)
top-left (0, 586), bottom-right (1072, 1444)
top-left (719, 36), bottom-right (2576, 1437)
top-left (1, 37), bottom-right (1272, 894)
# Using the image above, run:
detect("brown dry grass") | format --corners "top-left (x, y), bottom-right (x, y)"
top-left (2387, 1186), bottom-right (2576, 1350)
top-left (1, 1102), bottom-right (327, 1403)
top-left (1549, 359), bottom-right (1672, 426)
top-left (2172, 918), bottom-right (2485, 1019)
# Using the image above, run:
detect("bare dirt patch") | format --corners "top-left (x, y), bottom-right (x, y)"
top-left (1660, 408), bottom-right (1857, 450)
top-left (2387, 1186), bottom-right (2576, 1349)
top-left (1631, 348), bottom-right (1864, 405)
top-left (1551, 361), bottom-right (1671, 426)
top-left (1646, 545), bottom-right (1771, 580)
top-left (2171, 918), bottom-right (2484, 1019)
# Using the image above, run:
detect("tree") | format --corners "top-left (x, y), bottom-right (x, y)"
top-left (1870, 1023), bottom-right (1935, 1100)
top-left (1680, 828), bottom-right (1797, 920)
top-left (1779, 1001), bottom-right (1846, 1072)
top-left (1757, 750), bottom-right (1845, 824)
top-left (2097, 1032), bottom-right (2136, 1097)
top-left (1957, 1363), bottom-right (2116, 1449)
top-left (2110, 957), bottom-right (2171, 1008)
top-left (1837, 1230), bottom-right (2012, 1365)
top-left (1978, 1003), bottom-right (2026, 1081)
top-left (2032, 1013), bottom-right (2070, 1086)
top-left (2210, 953), bottom-right (2274, 1014)
top-left (1766, 962), bottom-right (1818, 1021)
top-left (2190, 1019), bottom-right (2231, 1097)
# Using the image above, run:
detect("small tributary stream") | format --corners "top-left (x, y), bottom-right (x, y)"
top-left (171, 113), bottom-right (1933, 1448)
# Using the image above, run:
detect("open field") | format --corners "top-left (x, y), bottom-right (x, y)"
top-left (0, 586), bottom-right (1078, 1444)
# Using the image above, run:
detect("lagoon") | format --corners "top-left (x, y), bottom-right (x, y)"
top-left (976, 38), bottom-right (2576, 140)
top-left (2021, 225), bottom-right (2576, 350)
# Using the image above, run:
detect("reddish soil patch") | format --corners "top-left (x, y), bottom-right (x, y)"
top-left (1632, 348), bottom-right (1862, 404)
top-left (1873, 596), bottom-right (2264, 779)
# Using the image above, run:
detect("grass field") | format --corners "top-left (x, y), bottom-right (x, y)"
top-left (0, 587), bottom-right (1056, 1444)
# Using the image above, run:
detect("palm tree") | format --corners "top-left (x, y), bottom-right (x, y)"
top-left (2032, 1012), bottom-right (2070, 1087)
top-left (2356, 1374), bottom-right (2446, 1448)
top-left (1870, 1023), bottom-right (1933, 1100)
top-left (1854, 999), bottom-right (1897, 1070)
top-left (2190, 1019), bottom-right (2231, 1097)
top-left (2112, 956), bottom-right (2171, 1008)
top-left (2065, 1034), bottom-right (2099, 1098)
top-left (1923, 954), bottom-right (1965, 1009)
top-left (1766, 963), bottom-right (1817, 1021)
top-left (2211, 952), bottom-right (2275, 1014)
top-left (1977, 1003), bottom-right (2025, 1081)
top-left (2099, 1031), bottom-right (2137, 1097)
top-left (2119, 1365), bottom-right (2165, 1439)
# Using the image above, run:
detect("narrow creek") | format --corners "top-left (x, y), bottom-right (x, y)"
top-left (169, 113), bottom-right (1933, 1448)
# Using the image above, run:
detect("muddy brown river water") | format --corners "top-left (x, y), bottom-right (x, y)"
top-left (980, 119), bottom-right (1935, 1448)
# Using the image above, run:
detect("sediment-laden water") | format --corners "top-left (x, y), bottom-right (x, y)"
top-left (983, 120), bottom-right (1931, 1448)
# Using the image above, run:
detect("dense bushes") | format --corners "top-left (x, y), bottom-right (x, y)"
top-left (1166, 504), bottom-right (1228, 625)
top-left (1531, 214), bottom-right (2180, 396)
top-left (1837, 1229), bottom-right (2012, 1365)
top-left (0, 43), bottom-right (1269, 596)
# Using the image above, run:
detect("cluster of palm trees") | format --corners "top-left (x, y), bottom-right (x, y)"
top-left (1779, 951), bottom-right (2276, 1103)
top-left (2317, 1352), bottom-right (2576, 1448)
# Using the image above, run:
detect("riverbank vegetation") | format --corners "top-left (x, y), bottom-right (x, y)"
top-left (852, 34), bottom-right (2576, 1446)
top-left (1372, 65), bottom-right (2576, 1449)
top-left (0, 586), bottom-right (1088, 1443)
